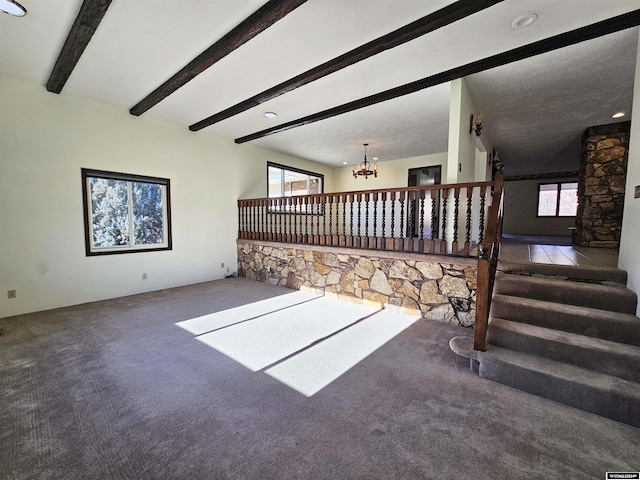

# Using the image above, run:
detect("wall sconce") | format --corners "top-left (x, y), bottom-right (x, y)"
top-left (470, 113), bottom-right (484, 137)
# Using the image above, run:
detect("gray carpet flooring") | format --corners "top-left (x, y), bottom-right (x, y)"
top-left (1, 277), bottom-right (638, 479)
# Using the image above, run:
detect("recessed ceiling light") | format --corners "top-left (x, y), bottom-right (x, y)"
top-left (611, 112), bottom-right (625, 119)
top-left (341, 161), bottom-right (348, 165)
top-left (0, 0), bottom-right (27, 16)
top-left (511, 12), bottom-right (537, 29)
top-left (263, 111), bottom-right (277, 119)
top-left (373, 157), bottom-right (379, 161)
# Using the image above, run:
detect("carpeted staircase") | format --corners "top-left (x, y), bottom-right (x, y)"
top-left (451, 261), bottom-right (640, 428)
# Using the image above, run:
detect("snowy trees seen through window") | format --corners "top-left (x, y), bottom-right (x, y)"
top-left (82, 169), bottom-right (172, 255)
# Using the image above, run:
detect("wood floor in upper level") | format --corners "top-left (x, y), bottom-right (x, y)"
top-left (499, 235), bottom-right (618, 269)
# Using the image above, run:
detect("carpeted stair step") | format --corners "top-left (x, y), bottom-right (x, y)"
top-left (493, 272), bottom-right (637, 313)
top-left (490, 294), bottom-right (640, 347)
top-left (487, 318), bottom-right (640, 382)
top-left (498, 261), bottom-right (628, 285)
top-left (477, 345), bottom-right (640, 428)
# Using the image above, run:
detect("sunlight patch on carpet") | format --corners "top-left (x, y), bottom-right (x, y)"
top-left (265, 309), bottom-right (420, 396)
top-left (177, 294), bottom-right (421, 396)
top-left (175, 291), bottom-right (321, 335)
top-left (195, 297), bottom-right (375, 371)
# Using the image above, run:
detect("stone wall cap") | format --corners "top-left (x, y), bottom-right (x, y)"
top-left (237, 239), bottom-right (477, 266)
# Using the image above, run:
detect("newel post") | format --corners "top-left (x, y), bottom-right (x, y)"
top-left (473, 242), bottom-right (491, 351)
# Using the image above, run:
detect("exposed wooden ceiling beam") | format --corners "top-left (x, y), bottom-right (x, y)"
top-left (129, 0), bottom-right (308, 117)
top-left (189, 0), bottom-right (504, 131)
top-left (235, 10), bottom-right (640, 144)
top-left (46, 0), bottom-right (112, 94)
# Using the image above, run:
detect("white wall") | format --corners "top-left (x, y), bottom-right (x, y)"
top-left (0, 74), bottom-right (333, 318)
top-left (619, 31), bottom-right (640, 315)
top-left (502, 177), bottom-right (578, 236)
top-left (448, 78), bottom-right (479, 183)
top-left (332, 152), bottom-right (448, 192)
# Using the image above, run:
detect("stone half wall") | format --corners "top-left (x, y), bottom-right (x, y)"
top-left (237, 240), bottom-right (477, 327)
top-left (575, 121), bottom-right (630, 248)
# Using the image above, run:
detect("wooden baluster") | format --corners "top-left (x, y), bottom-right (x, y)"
top-left (304, 196), bottom-right (311, 245)
top-left (244, 201), bottom-right (248, 239)
top-left (399, 191), bottom-right (405, 251)
top-left (238, 201), bottom-right (242, 239)
top-left (452, 187), bottom-right (460, 255)
top-left (309, 196), bottom-right (314, 244)
top-left (329, 195), bottom-right (335, 246)
top-left (253, 201), bottom-right (257, 239)
top-left (292, 197), bottom-right (297, 243)
top-left (356, 193), bottom-right (362, 248)
top-left (464, 187), bottom-right (473, 256)
top-left (372, 192), bottom-right (378, 250)
top-left (256, 200), bottom-right (261, 240)
top-left (273, 197), bottom-right (280, 242)
top-left (335, 195), bottom-right (339, 244)
top-left (280, 198), bottom-right (285, 242)
top-left (313, 197), bottom-right (322, 245)
top-left (253, 200), bottom-right (258, 240)
top-left (440, 188), bottom-right (448, 254)
top-left (380, 192), bottom-right (386, 250)
top-left (322, 195), bottom-right (327, 245)
top-left (342, 194), bottom-right (347, 247)
top-left (273, 198), bottom-right (278, 241)
top-left (281, 197), bottom-right (286, 242)
top-left (256, 200), bottom-right (260, 241)
top-left (289, 197), bottom-right (293, 243)
top-left (263, 200), bottom-right (268, 241)
top-left (289, 197), bottom-right (296, 243)
top-left (278, 198), bottom-right (282, 241)
top-left (237, 201), bottom-right (242, 239)
top-left (263, 199), bottom-right (268, 241)
top-left (419, 189), bottom-right (426, 252)
top-left (261, 200), bottom-right (265, 241)
top-left (363, 192), bottom-right (370, 249)
top-left (246, 200), bottom-right (251, 240)
top-left (407, 190), bottom-right (415, 251)
top-left (479, 186), bottom-right (487, 244)
top-left (283, 197), bottom-right (291, 243)
top-left (309, 196), bottom-right (318, 245)
top-left (389, 191), bottom-right (396, 250)
top-left (326, 195), bottom-right (331, 245)
top-left (349, 194), bottom-right (354, 247)
top-left (429, 189), bottom-right (437, 253)
top-left (271, 199), bottom-right (276, 241)
top-left (247, 200), bottom-right (252, 239)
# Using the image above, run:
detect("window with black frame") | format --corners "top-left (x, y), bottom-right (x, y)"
top-left (81, 168), bottom-right (172, 255)
top-left (267, 162), bottom-right (324, 213)
top-left (537, 181), bottom-right (578, 217)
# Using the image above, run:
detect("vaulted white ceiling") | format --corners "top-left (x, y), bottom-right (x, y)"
top-left (1, 0), bottom-right (638, 176)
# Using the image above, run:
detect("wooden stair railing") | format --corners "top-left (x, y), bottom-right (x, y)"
top-left (473, 168), bottom-right (505, 351)
top-left (238, 180), bottom-right (494, 257)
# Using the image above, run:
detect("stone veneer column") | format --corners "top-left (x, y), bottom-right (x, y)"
top-left (574, 122), bottom-right (630, 248)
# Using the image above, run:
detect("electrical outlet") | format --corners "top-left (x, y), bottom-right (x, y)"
top-left (142, 273), bottom-right (148, 280)
top-left (7, 290), bottom-right (16, 299)
top-left (221, 262), bottom-right (225, 268)
top-left (226, 267), bottom-right (230, 273)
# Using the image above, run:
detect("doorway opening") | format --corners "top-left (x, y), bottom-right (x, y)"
top-left (407, 166), bottom-right (442, 238)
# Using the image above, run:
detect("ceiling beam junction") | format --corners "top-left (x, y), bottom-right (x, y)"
top-left (234, 10), bottom-right (640, 144)
top-left (46, 0), bottom-right (113, 94)
top-left (189, 0), bottom-right (504, 131)
top-left (129, 0), bottom-right (308, 117)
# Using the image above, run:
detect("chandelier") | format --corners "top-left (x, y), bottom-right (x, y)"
top-left (352, 143), bottom-right (378, 179)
